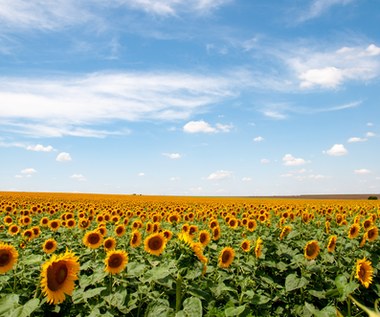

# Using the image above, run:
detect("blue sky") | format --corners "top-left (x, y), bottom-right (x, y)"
top-left (0, 0), bottom-right (379, 196)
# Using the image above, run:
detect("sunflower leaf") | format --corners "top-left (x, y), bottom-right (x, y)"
top-left (9, 298), bottom-right (40, 317)
top-left (0, 294), bottom-right (19, 315)
top-left (285, 273), bottom-right (308, 292)
top-left (176, 297), bottom-right (202, 317)
top-left (224, 305), bottom-right (246, 316)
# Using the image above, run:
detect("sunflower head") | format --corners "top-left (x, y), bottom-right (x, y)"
top-left (241, 239), bottom-right (250, 252)
top-left (130, 230), bottom-right (142, 248)
top-left (115, 224), bottom-right (126, 237)
top-left (198, 230), bottom-right (211, 247)
top-left (0, 243), bottom-right (18, 274)
top-left (348, 223), bottom-right (360, 239)
top-left (218, 247), bottom-right (235, 268)
top-left (104, 237), bottom-right (117, 251)
top-left (83, 230), bottom-right (103, 249)
top-left (104, 250), bottom-right (128, 275)
top-left (327, 235), bottom-right (337, 253)
top-left (255, 237), bottom-right (263, 259)
top-left (43, 239), bottom-right (58, 254)
top-left (40, 250), bottom-right (80, 305)
top-left (144, 232), bottom-right (166, 256)
top-left (355, 258), bottom-right (374, 288)
top-left (304, 240), bottom-right (320, 260)
top-left (366, 226), bottom-right (378, 242)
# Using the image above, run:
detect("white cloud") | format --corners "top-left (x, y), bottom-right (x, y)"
top-left (367, 122), bottom-right (373, 127)
top-left (260, 158), bottom-right (270, 164)
top-left (366, 132), bottom-right (376, 137)
top-left (287, 44), bottom-right (380, 89)
top-left (26, 144), bottom-right (55, 152)
top-left (282, 154), bottom-right (307, 166)
top-left (138, 172), bottom-right (145, 177)
top-left (242, 177), bottom-right (252, 182)
top-left (253, 136), bottom-right (264, 142)
top-left (21, 168), bottom-right (37, 174)
top-left (170, 176), bottom-right (180, 181)
top-left (162, 153), bottom-right (181, 159)
top-left (70, 174), bottom-right (86, 181)
top-left (0, 72), bottom-right (238, 138)
top-left (183, 120), bottom-right (233, 134)
top-left (207, 170), bottom-right (232, 180)
top-left (347, 137), bottom-right (367, 143)
top-left (325, 144), bottom-right (348, 156)
top-left (354, 169), bottom-right (371, 175)
top-left (56, 152), bottom-right (72, 162)
top-left (298, 0), bottom-right (355, 22)
top-left (125, 0), bottom-right (232, 16)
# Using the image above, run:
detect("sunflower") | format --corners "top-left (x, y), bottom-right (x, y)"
top-left (40, 217), bottom-right (49, 227)
top-left (241, 239), bottom-right (250, 252)
top-left (355, 258), bottom-right (374, 288)
top-left (363, 218), bottom-right (373, 231)
top-left (43, 239), bottom-right (58, 254)
top-left (144, 232), bottom-right (166, 256)
top-left (130, 230), bottom-right (142, 248)
top-left (104, 250), bottom-right (128, 275)
top-left (188, 225), bottom-right (198, 237)
top-left (162, 229), bottom-right (173, 241)
top-left (66, 219), bottom-right (76, 229)
top-left (22, 229), bottom-right (34, 241)
top-left (78, 218), bottom-right (90, 230)
top-left (348, 223), bottom-right (360, 239)
top-left (247, 219), bottom-right (257, 232)
top-left (3, 216), bottom-right (13, 226)
top-left (104, 237), bottom-right (117, 251)
top-left (83, 230), bottom-right (103, 249)
top-left (212, 226), bottom-right (221, 241)
top-left (114, 224), bottom-right (126, 237)
top-left (40, 250), bottom-right (80, 305)
top-left (218, 247), bottom-right (235, 268)
top-left (255, 237), bottom-right (263, 259)
top-left (198, 230), bottom-right (211, 247)
top-left (280, 226), bottom-right (292, 240)
top-left (49, 219), bottom-right (61, 231)
top-left (8, 224), bottom-right (20, 236)
top-left (0, 242), bottom-right (18, 273)
top-left (366, 226), bottom-right (378, 242)
top-left (327, 235), bottom-right (337, 253)
top-left (325, 221), bottom-right (331, 234)
top-left (304, 240), bottom-right (320, 260)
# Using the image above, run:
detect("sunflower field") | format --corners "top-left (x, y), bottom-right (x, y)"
top-left (0, 192), bottom-right (379, 316)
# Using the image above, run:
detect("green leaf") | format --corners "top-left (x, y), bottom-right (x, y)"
top-left (285, 273), bottom-right (308, 292)
top-left (126, 262), bottom-right (146, 277)
top-left (22, 255), bottom-right (43, 266)
top-left (9, 298), bottom-right (40, 317)
top-left (224, 305), bottom-right (246, 317)
top-left (0, 294), bottom-right (19, 315)
top-left (145, 299), bottom-right (174, 317)
top-left (176, 297), bottom-right (202, 317)
top-left (83, 287), bottom-right (107, 300)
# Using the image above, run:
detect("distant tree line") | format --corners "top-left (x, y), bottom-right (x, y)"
top-left (368, 195), bottom-right (378, 200)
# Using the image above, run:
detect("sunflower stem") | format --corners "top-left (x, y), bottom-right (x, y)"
top-left (176, 272), bottom-right (183, 313)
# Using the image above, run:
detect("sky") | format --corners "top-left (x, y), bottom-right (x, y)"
top-left (0, 0), bottom-right (379, 196)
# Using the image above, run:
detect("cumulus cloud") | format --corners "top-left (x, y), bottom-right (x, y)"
top-left (347, 137), bottom-right (367, 143)
top-left (325, 144), bottom-right (348, 156)
top-left (56, 152), bottom-right (72, 162)
top-left (253, 136), bottom-right (264, 142)
top-left (183, 120), bottom-right (233, 133)
top-left (354, 169), bottom-right (371, 175)
top-left (162, 153), bottom-right (182, 159)
top-left (366, 132), bottom-right (376, 137)
top-left (207, 170), bottom-right (232, 180)
top-left (286, 43), bottom-right (380, 89)
top-left (21, 168), bottom-right (37, 174)
top-left (282, 154), bottom-right (307, 166)
top-left (70, 173), bottom-right (86, 181)
top-left (26, 144), bottom-right (55, 152)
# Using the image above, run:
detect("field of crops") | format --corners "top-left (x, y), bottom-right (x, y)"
top-left (0, 192), bottom-right (379, 316)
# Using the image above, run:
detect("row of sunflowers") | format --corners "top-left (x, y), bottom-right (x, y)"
top-left (0, 192), bottom-right (379, 316)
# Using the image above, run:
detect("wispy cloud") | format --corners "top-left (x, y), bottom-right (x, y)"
top-left (253, 136), bottom-right (264, 142)
top-left (354, 168), bottom-right (371, 175)
top-left (70, 173), bottom-right (86, 181)
top-left (347, 137), bottom-right (367, 143)
top-left (162, 153), bottom-right (182, 159)
top-left (207, 170), bottom-right (232, 180)
top-left (0, 71), bottom-right (238, 138)
top-left (297, 0), bottom-right (355, 22)
top-left (286, 43), bottom-right (380, 89)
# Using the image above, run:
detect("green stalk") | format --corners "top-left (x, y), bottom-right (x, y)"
top-left (176, 273), bottom-right (183, 313)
